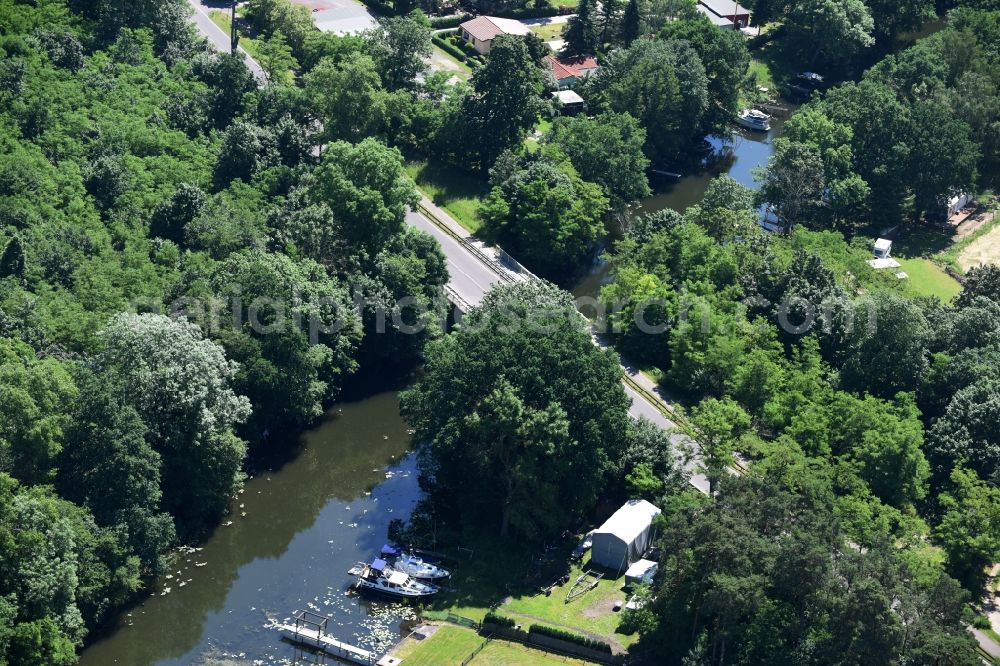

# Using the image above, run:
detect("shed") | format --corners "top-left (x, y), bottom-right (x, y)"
top-left (590, 499), bottom-right (661, 572)
top-left (624, 558), bottom-right (658, 586)
top-left (698, 0), bottom-right (751, 27)
top-left (552, 89), bottom-right (585, 114)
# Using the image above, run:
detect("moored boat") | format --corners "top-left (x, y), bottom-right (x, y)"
top-left (735, 108), bottom-right (771, 132)
top-left (347, 558), bottom-right (439, 599)
top-left (380, 545), bottom-right (451, 581)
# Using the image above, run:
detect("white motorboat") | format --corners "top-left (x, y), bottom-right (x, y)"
top-left (380, 545), bottom-right (451, 580)
top-left (735, 108), bottom-right (771, 132)
top-left (348, 559), bottom-right (439, 599)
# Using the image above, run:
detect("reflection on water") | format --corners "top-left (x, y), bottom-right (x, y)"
top-left (79, 391), bottom-right (419, 666)
top-left (573, 114), bottom-right (793, 300)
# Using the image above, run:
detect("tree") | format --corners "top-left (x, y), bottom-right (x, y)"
top-left (621, 0), bottom-right (642, 45)
top-left (786, 0), bottom-right (875, 69)
top-left (94, 313), bottom-right (251, 531)
top-left (309, 138), bottom-right (419, 262)
top-left (304, 52), bottom-right (388, 143)
top-left (257, 30), bottom-right (298, 84)
top-left (545, 112), bottom-right (651, 210)
top-left (755, 139), bottom-right (826, 228)
top-left (956, 264), bottom-right (1000, 308)
top-left (684, 175), bottom-right (757, 241)
top-left (203, 250), bottom-right (362, 437)
top-left (841, 292), bottom-right (930, 398)
top-left (213, 120), bottom-right (279, 186)
top-left (936, 467), bottom-right (1000, 589)
top-left (400, 281), bottom-right (630, 542)
top-left (660, 13), bottom-right (750, 134)
top-left (906, 100), bottom-right (979, 219)
top-left (461, 34), bottom-right (543, 171)
top-left (149, 183), bottom-right (206, 242)
top-left (57, 374), bottom-right (176, 573)
top-left (191, 51), bottom-right (256, 128)
top-left (0, 340), bottom-right (76, 485)
top-left (927, 379), bottom-right (1000, 486)
top-left (480, 153), bottom-right (608, 279)
top-left (865, 0), bottom-right (935, 44)
top-left (598, 0), bottom-right (622, 44)
top-left (563, 0), bottom-right (599, 55)
top-left (366, 15), bottom-right (432, 91)
top-left (585, 38), bottom-right (709, 161)
top-left (0, 235), bottom-right (26, 284)
top-left (690, 397), bottom-right (750, 494)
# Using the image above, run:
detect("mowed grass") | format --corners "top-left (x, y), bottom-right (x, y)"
top-left (208, 11), bottom-right (261, 59)
top-left (896, 257), bottom-right (962, 302)
top-left (393, 625), bottom-right (485, 666)
top-left (499, 556), bottom-right (638, 648)
top-left (394, 625), bottom-right (598, 665)
top-left (530, 22), bottom-right (566, 42)
top-left (472, 639), bottom-right (596, 665)
top-left (405, 159), bottom-right (490, 233)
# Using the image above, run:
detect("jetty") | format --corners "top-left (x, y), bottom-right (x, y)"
top-left (277, 610), bottom-right (377, 665)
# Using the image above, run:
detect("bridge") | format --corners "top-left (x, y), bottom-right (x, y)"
top-left (188, 12), bottom-right (710, 495)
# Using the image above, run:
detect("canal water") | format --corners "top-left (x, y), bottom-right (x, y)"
top-left (573, 113), bottom-right (793, 299)
top-left (79, 390), bottom-right (419, 666)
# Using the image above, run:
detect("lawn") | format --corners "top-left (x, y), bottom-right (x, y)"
top-left (499, 555), bottom-right (639, 649)
top-left (208, 10), bottom-right (261, 59)
top-left (405, 158), bottom-right (490, 233)
top-left (551, 0), bottom-right (579, 6)
top-left (472, 639), bottom-right (595, 665)
top-left (393, 625), bottom-right (486, 666)
top-left (748, 59), bottom-right (776, 92)
top-left (957, 217), bottom-right (1000, 271)
top-left (896, 257), bottom-right (962, 302)
top-left (530, 22), bottom-right (566, 42)
top-left (393, 625), bottom-right (598, 665)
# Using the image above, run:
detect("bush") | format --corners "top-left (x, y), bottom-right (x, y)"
top-left (357, 0), bottom-right (397, 16)
top-left (429, 13), bottom-right (471, 28)
top-left (528, 624), bottom-right (613, 654)
top-left (483, 611), bottom-right (516, 628)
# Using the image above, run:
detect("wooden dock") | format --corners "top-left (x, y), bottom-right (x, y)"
top-left (277, 610), bottom-right (376, 665)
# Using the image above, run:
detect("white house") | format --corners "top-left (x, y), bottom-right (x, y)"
top-left (458, 16), bottom-right (531, 55)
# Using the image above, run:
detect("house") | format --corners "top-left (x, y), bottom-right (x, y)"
top-left (590, 499), bottom-right (661, 573)
top-left (458, 16), bottom-right (531, 54)
top-left (698, 0), bottom-right (751, 28)
top-left (552, 89), bottom-right (585, 114)
top-left (545, 55), bottom-right (599, 89)
top-left (696, 3), bottom-right (736, 29)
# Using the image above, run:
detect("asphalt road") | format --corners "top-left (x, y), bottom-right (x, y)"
top-left (187, 0), bottom-right (266, 81)
top-left (185, 9), bottom-right (712, 494)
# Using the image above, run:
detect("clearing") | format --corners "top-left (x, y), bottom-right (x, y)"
top-left (405, 158), bottom-right (489, 233)
top-left (958, 219), bottom-right (1000, 271)
top-left (895, 258), bottom-right (962, 302)
top-left (530, 22), bottom-right (566, 42)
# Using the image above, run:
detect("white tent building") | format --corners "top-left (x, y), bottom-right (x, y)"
top-left (590, 499), bottom-right (662, 573)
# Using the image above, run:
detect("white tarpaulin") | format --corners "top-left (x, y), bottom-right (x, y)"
top-left (590, 500), bottom-right (661, 573)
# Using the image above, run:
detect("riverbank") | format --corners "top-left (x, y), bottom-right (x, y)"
top-left (78, 391), bottom-right (421, 666)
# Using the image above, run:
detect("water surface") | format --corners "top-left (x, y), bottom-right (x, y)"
top-left (79, 391), bottom-right (419, 666)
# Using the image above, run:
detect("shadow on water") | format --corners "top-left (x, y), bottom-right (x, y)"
top-left (79, 390), bottom-right (420, 666)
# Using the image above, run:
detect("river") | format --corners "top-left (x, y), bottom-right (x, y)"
top-left (573, 111), bottom-right (793, 299)
top-left (79, 108), bottom-right (792, 666)
top-left (79, 390), bottom-right (419, 666)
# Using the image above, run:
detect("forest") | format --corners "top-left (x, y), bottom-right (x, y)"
top-left (1, 0), bottom-right (999, 663)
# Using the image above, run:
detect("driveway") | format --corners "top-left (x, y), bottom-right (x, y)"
top-left (289, 0), bottom-right (378, 34)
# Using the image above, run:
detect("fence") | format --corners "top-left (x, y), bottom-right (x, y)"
top-left (460, 637), bottom-right (491, 666)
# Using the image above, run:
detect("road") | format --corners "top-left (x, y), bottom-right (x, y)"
top-left (186, 9), bottom-right (711, 494)
top-left (187, 0), bottom-right (266, 81)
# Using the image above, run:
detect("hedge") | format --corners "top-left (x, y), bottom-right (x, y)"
top-left (483, 611), bottom-right (516, 628)
top-left (432, 35), bottom-right (468, 61)
top-left (429, 12), bottom-right (472, 28)
top-left (528, 624), bottom-right (613, 654)
top-left (497, 5), bottom-right (575, 19)
top-left (357, 0), bottom-right (397, 15)
top-left (748, 24), bottom-right (785, 51)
